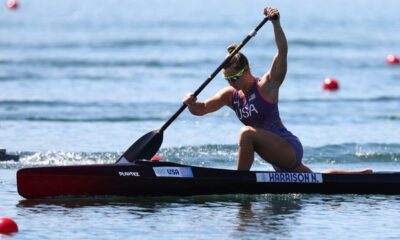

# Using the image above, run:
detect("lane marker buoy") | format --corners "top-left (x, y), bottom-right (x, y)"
top-left (7, 0), bottom-right (19, 10)
top-left (0, 217), bottom-right (19, 235)
top-left (386, 54), bottom-right (399, 65)
top-left (322, 77), bottom-right (339, 91)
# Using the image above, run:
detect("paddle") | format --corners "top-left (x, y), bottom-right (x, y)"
top-left (116, 16), bottom-right (271, 163)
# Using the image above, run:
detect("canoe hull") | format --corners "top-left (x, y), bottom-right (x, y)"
top-left (17, 160), bottom-right (400, 199)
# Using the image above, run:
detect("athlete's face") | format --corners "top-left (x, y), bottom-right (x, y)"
top-left (223, 67), bottom-right (245, 87)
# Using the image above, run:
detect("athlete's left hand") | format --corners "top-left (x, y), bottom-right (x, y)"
top-left (264, 7), bottom-right (280, 21)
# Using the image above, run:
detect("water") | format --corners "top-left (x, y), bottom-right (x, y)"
top-left (1, 0), bottom-right (400, 239)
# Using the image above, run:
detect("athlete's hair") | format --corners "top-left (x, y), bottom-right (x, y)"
top-left (223, 44), bottom-right (249, 71)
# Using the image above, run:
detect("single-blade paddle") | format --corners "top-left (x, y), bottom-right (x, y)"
top-left (117, 16), bottom-right (271, 163)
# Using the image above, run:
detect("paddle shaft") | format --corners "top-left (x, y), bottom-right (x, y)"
top-left (116, 16), bottom-right (271, 163)
top-left (160, 17), bottom-right (270, 132)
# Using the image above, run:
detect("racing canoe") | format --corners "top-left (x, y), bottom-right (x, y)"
top-left (0, 149), bottom-right (19, 161)
top-left (17, 160), bottom-right (400, 199)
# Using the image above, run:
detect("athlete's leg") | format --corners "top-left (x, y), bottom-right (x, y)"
top-left (291, 163), bottom-right (313, 173)
top-left (237, 126), bottom-right (299, 170)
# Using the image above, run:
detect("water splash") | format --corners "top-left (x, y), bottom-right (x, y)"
top-left (2, 143), bottom-right (399, 170)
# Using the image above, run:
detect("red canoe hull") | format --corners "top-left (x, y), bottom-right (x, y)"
top-left (17, 161), bottom-right (400, 199)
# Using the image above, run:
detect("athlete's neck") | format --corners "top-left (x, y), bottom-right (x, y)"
top-left (241, 75), bottom-right (257, 95)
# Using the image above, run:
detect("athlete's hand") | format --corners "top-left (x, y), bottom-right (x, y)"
top-left (183, 93), bottom-right (197, 107)
top-left (264, 7), bottom-right (280, 21)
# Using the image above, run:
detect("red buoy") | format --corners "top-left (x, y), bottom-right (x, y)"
top-left (386, 54), bottom-right (399, 65)
top-left (151, 155), bottom-right (163, 161)
top-left (0, 217), bottom-right (19, 235)
top-left (322, 78), bottom-right (339, 91)
top-left (7, 0), bottom-right (19, 10)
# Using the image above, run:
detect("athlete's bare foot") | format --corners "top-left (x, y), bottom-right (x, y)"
top-left (323, 168), bottom-right (373, 174)
top-left (359, 168), bottom-right (373, 174)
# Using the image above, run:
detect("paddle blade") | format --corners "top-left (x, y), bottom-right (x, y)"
top-left (116, 129), bottom-right (163, 163)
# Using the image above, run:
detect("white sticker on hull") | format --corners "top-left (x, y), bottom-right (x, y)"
top-left (256, 172), bottom-right (323, 183)
top-left (119, 171), bottom-right (140, 177)
top-left (153, 167), bottom-right (194, 178)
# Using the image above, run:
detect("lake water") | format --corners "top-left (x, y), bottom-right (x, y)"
top-left (1, 0), bottom-right (400, 239)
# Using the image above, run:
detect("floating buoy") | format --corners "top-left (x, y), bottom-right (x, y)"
top-left (322, 77), bottom-right (339, 91)
top-left (151, 155), bottom-right (163, 161)
top-left (7, 0), bottom-right (18, 10)
top-left (386, 54), bottom-right (399, 65)
top-left (0, 217), bottom-right (19, 235)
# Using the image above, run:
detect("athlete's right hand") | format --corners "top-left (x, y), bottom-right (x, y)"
top-left (183, 93), bottom-right (197, 107)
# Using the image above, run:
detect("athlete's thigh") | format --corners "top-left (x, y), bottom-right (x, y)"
top-left (251, 128), bottom-right (297, 167)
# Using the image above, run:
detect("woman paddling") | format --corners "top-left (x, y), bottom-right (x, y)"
top-left (183, 7), bottom-right (372, 174)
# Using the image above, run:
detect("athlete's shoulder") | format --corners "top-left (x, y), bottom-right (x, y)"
top-left (216, 86), bottom-right (235, 106)
top-left (259, 72), bottom-right (280, 90)
top-left (217, 86), bottom-right (235, 96)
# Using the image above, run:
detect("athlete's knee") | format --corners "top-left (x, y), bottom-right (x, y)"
top-left (238, 126), bottom-right (256, 143)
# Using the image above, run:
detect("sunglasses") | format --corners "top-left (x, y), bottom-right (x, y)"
top-left (224, 67), bottom-right (245, 84)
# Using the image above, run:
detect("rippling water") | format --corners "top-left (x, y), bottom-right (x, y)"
top-left (1, 0), bottom-right (400, 239)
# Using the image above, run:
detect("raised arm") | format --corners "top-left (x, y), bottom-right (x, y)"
top-left (260, 7), bottom-right (288, 88)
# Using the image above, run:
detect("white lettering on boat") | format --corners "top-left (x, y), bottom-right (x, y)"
top-left (153, 167), bottom-right (194, 178)
top-left (118, 171), bottom-right (140, 177)
top-left (256, 172), bottom-right (323, 183)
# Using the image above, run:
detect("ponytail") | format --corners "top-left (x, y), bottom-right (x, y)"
top-left (224, 43), bottom-right (249, 71)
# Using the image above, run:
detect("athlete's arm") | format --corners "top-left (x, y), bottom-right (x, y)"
top-left (260, 8), bottom-right (288, 89)
top-left (183, 87), bottom-right (234, 116)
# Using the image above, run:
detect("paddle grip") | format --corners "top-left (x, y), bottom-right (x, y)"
top-left (160, 17), bottom-right (270, 132)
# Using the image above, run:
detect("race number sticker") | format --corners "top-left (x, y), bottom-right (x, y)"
top-left (153, 167), bottom-right (194, 178)
top-left (256, 172), bottom-right (323, 184)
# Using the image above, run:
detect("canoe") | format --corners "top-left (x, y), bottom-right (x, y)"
top-left (0, 149), bottom-right (19, 161)
top-left (16, 160), bottom-right (400, 199)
